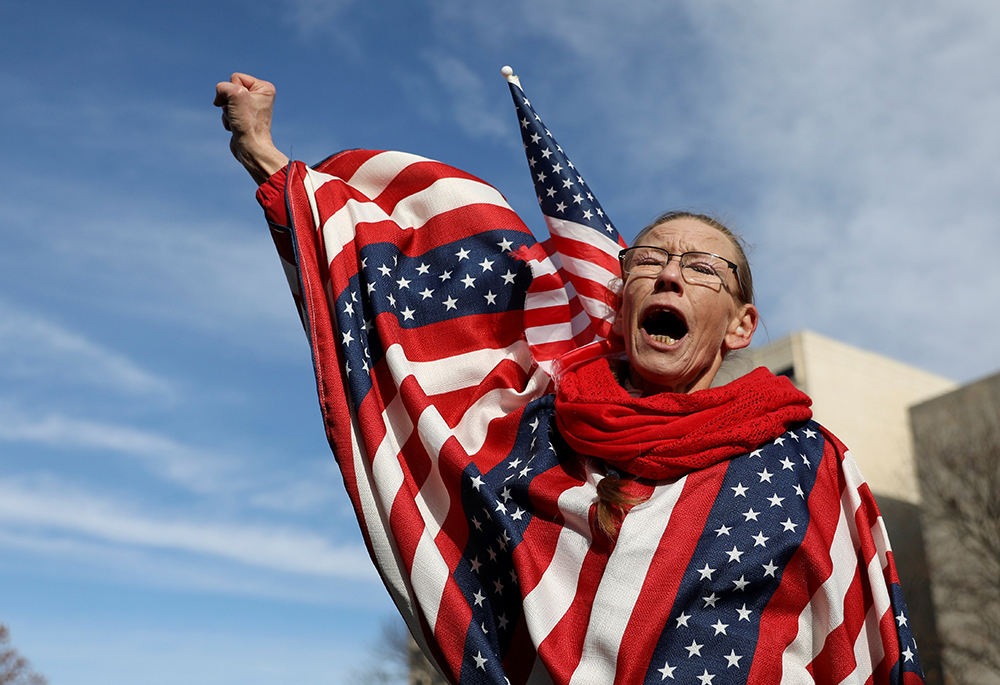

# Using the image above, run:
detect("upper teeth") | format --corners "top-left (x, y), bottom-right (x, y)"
top-left (651, 334), bottom-right (678, 344)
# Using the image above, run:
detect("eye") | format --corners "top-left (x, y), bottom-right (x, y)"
top-left (684, 258), bottom-right (719, 276)
top-left (628, 249), bottom-right (667, 271)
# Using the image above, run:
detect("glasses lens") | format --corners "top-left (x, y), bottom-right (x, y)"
top-left (680, 252), bottom-right (725, 285)
top-left (624, 247), bottom-right (668, 275)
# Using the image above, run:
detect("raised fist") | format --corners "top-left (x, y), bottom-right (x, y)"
top-left (214, 73), bottom-right (289, 185)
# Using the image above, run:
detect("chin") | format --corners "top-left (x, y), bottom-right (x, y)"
top-left (628, 347), bottom-right (720, 395)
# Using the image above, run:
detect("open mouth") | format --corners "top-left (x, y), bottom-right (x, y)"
top-left (642, 309), bottom-right (688, 345)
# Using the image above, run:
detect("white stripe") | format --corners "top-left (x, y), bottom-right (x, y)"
top-left (524, 308), bottom-right (591, 346)
top-left (320, 198), bottom-right (380, 261)
top-left (569, 308), bottom-right (595, 337)
top-left (302, 167), bottom-right (336, 233)
top-left (544, 215), bottom-right (623, 258)
top-left (392, 176), bottom-right (511, 230)
top-left (568, 479), bottom-right (685, 685)
top-left (410, 524), bottom-right (453, 633)
top-left (450, 366), bottom-right (552, 456)
top-left (839, 574), bottom-right (881, 685)
top-left (407, 364), bottom-right (548, 632)
top-left (372, 348), bottom-right (548, 632)
top-left (578, 293), bottom-right (617, 331)
top-left (524, 287), bottom-right (571, 311)
top-left (783, 450), bottom-right (900, 684)
top-left (345, 150), bottom-right (432, 198)
top-left (347, 407), bottom-right (421, 631)
top-left (840, 453), bottom-right (895, 624)
top-left (414, 404), bottom-right (454, 541)
top-left (383, 340), bottom-right (534, 396)
top-left (781, 496), bottom-right (858, 675)
top-left (525, 254), bottom-right (560, 278)
top-left (380, 342), bottom-right (549, 456)
top-left (525, 321), bottom-right (575, 346)
top-left (366, 392), bottom-right (450, 632)
top-left (522, 481), bottom-right (596, 643)
top-left (558, 254), bottom-right (619, 294)
top-left (347, 411), bottom-right (449, 681)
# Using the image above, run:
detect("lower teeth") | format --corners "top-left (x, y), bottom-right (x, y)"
top-left (650, 334), bottom-right (678, 344)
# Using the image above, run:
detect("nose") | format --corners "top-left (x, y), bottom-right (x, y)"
top-left (653, 256), bottom-right (684, 293)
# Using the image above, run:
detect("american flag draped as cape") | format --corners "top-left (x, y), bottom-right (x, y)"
top-left (256, 71), bottom-right (925, 684)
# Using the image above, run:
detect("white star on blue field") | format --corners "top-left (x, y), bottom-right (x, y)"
top-left (2, 1), bottom-right (1000, 683)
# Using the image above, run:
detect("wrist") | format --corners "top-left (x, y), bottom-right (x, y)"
top-left (235, 136), bottom-right (289, 185)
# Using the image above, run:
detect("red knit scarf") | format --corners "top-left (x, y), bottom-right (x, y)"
top-left (554, 359), bottom-right (812, 480)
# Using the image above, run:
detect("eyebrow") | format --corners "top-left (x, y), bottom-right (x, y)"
top-left (635, 244), bottom-right (728, 257)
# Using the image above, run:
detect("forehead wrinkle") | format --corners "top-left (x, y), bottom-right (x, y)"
top-left (637, 229), bottom-right (737, 263)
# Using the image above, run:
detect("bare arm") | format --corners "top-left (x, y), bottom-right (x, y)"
top-left (214, 73), bottom-right (290, 185)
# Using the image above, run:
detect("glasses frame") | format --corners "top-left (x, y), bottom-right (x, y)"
top-left (618, 246), bottom-right (742, 296)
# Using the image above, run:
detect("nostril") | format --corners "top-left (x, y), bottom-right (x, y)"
top-left (654, 274), bottom-right (681, 292)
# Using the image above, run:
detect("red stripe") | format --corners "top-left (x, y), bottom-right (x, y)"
top-left (536, 540), bottom-right (612, 684)
top-left (349, 203), bottom-right (534, 254)
top-left (615, 466), bottom-right (728, 683)
top-left (552, 268), bottom-right (616, 310)
top-left (548, 233), bottom-right (621, 274)
top-left (373, 159), bottom-right (496, 214)
top-left (313, 148), bottom-right (385, 180)
top-left (373, 310), bottom-right (529, 363)
top-left (525, 339), bottom-right (579, 362)
top-left (808, 565), bottom-right (866, 683)
top-left (872, 604), bottom-right (895, 684)
top-left (434, 575), bottom-right (474, 679)
top-left (523, 304), bottom-right (574, 330)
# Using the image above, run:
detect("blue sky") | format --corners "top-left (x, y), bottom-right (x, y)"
top-left (2, 1), bottom-right (999, 683)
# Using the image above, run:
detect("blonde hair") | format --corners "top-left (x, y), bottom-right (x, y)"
top-left (595, 469), bottom-right (645, 538)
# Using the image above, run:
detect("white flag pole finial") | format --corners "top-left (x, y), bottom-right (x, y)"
top-left (501, 65), bottom-right (521, 88)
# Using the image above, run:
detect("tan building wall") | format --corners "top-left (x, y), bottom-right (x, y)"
top-left (720, 330), bottom-right (957, 503)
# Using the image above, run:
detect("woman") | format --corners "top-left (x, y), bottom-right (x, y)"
top-left (216, 73), bottom-right (925, 685)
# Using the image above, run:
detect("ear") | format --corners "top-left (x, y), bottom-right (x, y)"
top-left (724, 303), bottom-right (758, 352)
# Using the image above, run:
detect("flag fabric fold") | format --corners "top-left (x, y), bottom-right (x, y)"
top-left (254, 74), bottom-right (925, 685)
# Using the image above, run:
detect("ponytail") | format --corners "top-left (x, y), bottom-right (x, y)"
top-left (594, 469), bottom-right (647, 539)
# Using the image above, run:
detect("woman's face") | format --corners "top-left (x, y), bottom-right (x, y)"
top-left (613, 218), bottom-right (758, 395)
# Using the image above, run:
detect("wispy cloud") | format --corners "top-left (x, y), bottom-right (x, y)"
top-left (0, 477), bottom-right (375, 580)
top-left (422, 53), bottom-right (509, 141)
top-left (0, 298), bottom-right (175, 399)
top-left (0, 405), bottom-right (243, 494)
top-left (285, 0), bottom-right (358, 36)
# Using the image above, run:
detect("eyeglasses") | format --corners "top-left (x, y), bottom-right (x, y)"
top-left (618, 246), bottom-right (741, 293)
